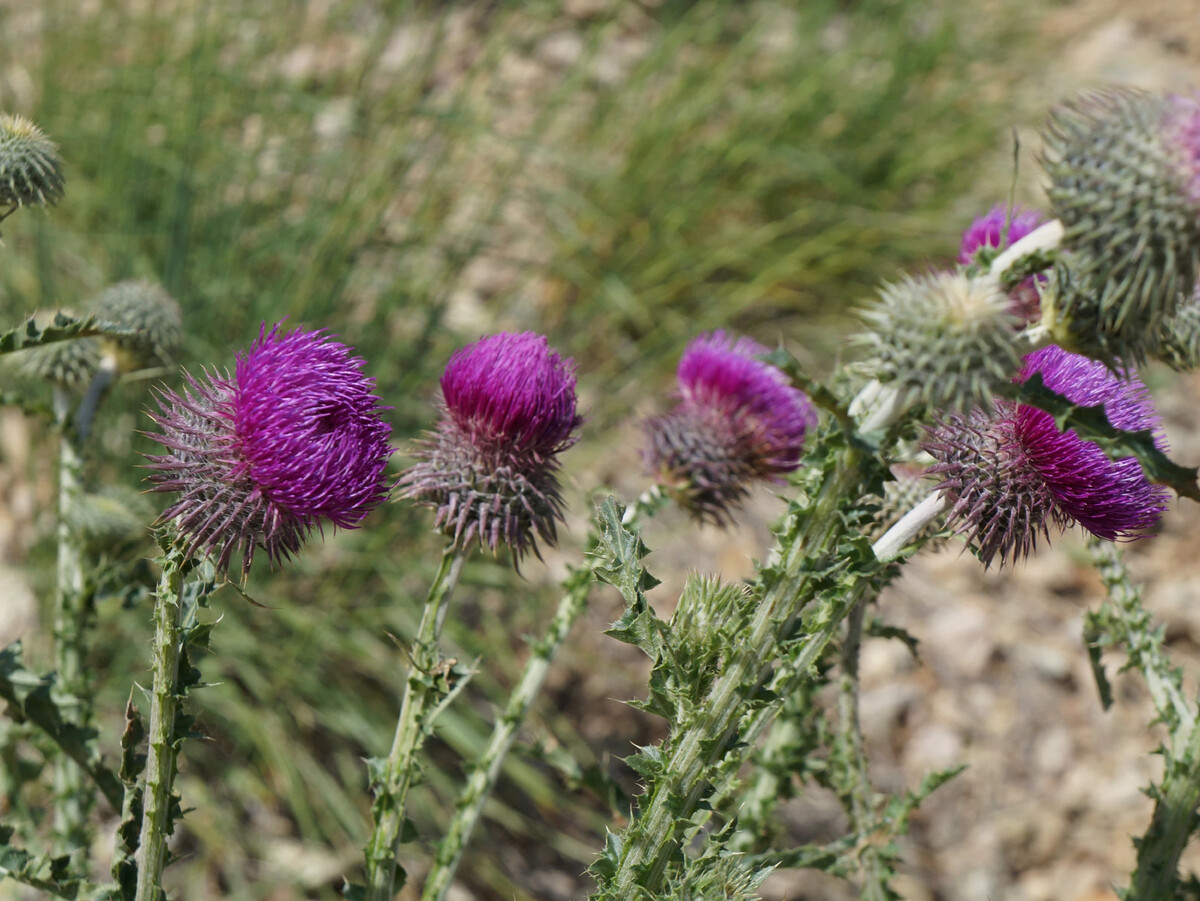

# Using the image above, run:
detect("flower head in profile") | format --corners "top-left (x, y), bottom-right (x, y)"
top-left (924, 345), bottom-right (1169, 567)
top-left (1043, 89), bottom-right (1200, 360)
top-left (643, 331), bottom-right (816, 524)
top-left (0, 113), bottom-right (64, 210)
top-left (959, 205), bottom-right (1048, 325)
top-left (145, 324), bottom-right (394, 577)
top-left (400, 331), bottom-right (582, 561)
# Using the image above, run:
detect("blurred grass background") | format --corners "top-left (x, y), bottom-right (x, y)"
top-left (0, 0), bottom-right (1044, 897)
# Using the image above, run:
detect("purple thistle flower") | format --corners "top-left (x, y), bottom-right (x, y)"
top-left (643, 331), bottom-right (817, 524)
top-left (959, 205), bottom-right (1048, 324)
top-left (145, 324), bottom-right (394, 577)
top-left (958, 205), bottom-right (1046, 265)
top-left (924, 345), bottom-right (1169, 567)
top-left (400, 331), bottom-right (582, 560)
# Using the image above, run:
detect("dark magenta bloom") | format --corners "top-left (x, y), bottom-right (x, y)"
top-left (644, 331), bottom-right (816, 523)
top-left (959, 205), bottom-right (1048, 324)
top-left (145, 324), bottom-right (394, 576)
top-left (401, 331), bottom-right (582, 560)
top-left (958, 205), bottom-right (1047, 265)
top-left (925, 345), bottom-right (1169, 566)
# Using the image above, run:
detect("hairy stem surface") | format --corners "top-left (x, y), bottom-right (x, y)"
top-left (134, 551), bottom-right (186, 901)
top-left (365, 544), bottom-right (466, 901)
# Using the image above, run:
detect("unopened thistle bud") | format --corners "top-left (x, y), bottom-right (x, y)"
top-left (400, 331), bottom-right (582, 560)
top-left (145, 324), bottom-right (394, 577)
top-left (643, 331), bottom-right (816, 524)
top-left (923, 345), bottom-right (1168, 567)
top-left (959, 205), bottom-right (1048, 324)
top-left (856, 271), bottom-right (1022, 412)
top-left (0, 113), bottom-right (64, 209)
top-left (90, 280), bottom-right (182, 371)
top-left (1149, 285), bottom-right (1200, 371)
top-left (1043, 89), bottom-right (1200, 360)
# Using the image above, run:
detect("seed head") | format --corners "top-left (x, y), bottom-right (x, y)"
top-left (144, 324), bottom-right (394, 577)
top-left (1042, 89), bottom-right (1200, 361)
top-left (0, 113), bottom-right (64, 209)
top-left (400, 331), bottom-right (582, 560)
top-left (856, 271), bottom-right (1022, 412)
top-left (643, 331), bottom-right (816, 524)
top-left (924, 345), bottom-right (1169, 567)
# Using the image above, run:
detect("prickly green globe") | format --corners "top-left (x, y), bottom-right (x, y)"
top-left (1043, 89), bottom-right (1200, 362)
top-left (1149, 286), bottom-right (1200, 370)
top-left (89, 280), bottom-right (183, 370)
top-left (0, 113), bottom-right (64, 208)
top-left (855, 271), bottom-right (1021, 412)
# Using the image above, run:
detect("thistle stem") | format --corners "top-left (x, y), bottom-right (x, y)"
top-left (1089, 541), bottom-right (1200, 899)
top-left (51, 388), bottom-right (91, 856)
top-left (871, 491), bottom-right (949, 562)
top-left (603, 445), bottom-right (870, 896)
top-left (134, 550), bottom-right (187, 901)
top-left (987, 218), bottom-right (1064, 279)
top-left (365, 544), bottom-right (467, 901)
top-left (421, 568), bottom-right (591, 901)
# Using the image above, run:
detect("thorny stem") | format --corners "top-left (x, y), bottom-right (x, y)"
top-left (134, 551), bottom-right (187, 901)
top-left (423, 489), bottom-right (662, 901)
top-left (51, 388), bottom-right (92, 856)
top-left (871, 491), bottom-right (949, 562)
top-left (1089, 541), bottom-right (1200, 900)
top-left (365, 544), bottom-right (467, 901)
top-left (603, 443), bottom-right (870, 897)
top-left (837, 600), bottom-right (891, 900)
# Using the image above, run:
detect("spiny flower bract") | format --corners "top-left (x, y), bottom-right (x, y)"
top-left (855, 271), bottom-right (1022, 412)
top-left (0, 113), bottom-right (64, 209)
top-left (90, 280), bottom-right (183, 370)
top-left (145, 324), bottom-right (394, 577)
top-left (924, 345), bottom-right (1169, 567)
top-left (400, 331), bottom-right (582, 560)
top-left (643, 331), bottom-right (815, 524)
top-left (1042, 89), bottom-right (1200, 361)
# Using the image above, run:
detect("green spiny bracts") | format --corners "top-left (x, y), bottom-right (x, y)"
top-left (871, 462), bottom-right (939, 540)
top-left (854, 271), bottom-right (1021, 412)
top-left (1148, 287), bottom-right (1200, 370)
top-left (16, 310), bottom-right (102, 388)
top-left (1042, 89), bottom-right (1200, 362)
top-left (68, 487), bottom-right (152, 551)
top-left (89, 280), bottom-right (182, 371)
top-left (0, 113), bottom-right (64, 209)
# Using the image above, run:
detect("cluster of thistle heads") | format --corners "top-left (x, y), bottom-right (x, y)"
top-left (14, 87), bottom-right (1200, 577)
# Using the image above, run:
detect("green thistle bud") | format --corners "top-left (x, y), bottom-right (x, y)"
top-left (1149, 286), bottom-right (1200, 370)
top-left (68, 487), bottom-right (152, 551)
top-left (855, 271), bottom-right (1021, 412)
top-left (1043, 89), bottom-right (1200, 361)
top-left (89, 280), bottom-right (182, 371)
top-left (0, 113), bottom-right (64, 209)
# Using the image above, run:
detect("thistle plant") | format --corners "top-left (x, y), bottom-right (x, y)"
top-left (140, 323), bottom-right (393, 899)
top-left (10, 84), bottom-right (1200, 901)
top-left (363, 331), bottom-right (582, 900)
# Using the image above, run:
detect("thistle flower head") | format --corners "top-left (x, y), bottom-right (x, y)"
top-left (17, 309), bottom-right (102, 388)
top-left (958, 205), bottom-right (1047, 265)
top-left (1148, 284), bottom-right (1200, 371)
top-left (0, 113), bottom-right (64, 209)
top-left (90, 280), bottom-right (182, 370)
top-left (855, 271), bottom-right (1022, 412)
top-left (643, 331), bottom-right (816, 524)
top-left (145, 323), bottom-right (394, 577)
top-left (924, 345), bottom-right (1169, 566)
top-left (401, 331), bottom-right (582, 560)
top-left (1043, 89), bottom-right (1200, 360)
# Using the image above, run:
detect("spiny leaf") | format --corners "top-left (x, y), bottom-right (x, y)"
top-left (1017, 372), bottom-right (1200, 500)
top-left (0, 642), bottom-right (123, 810)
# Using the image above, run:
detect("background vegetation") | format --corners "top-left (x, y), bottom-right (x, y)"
top-left (0, 0), bottom-right (1047, 897)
